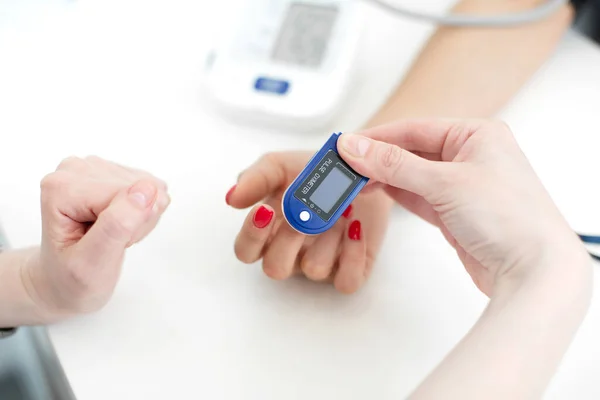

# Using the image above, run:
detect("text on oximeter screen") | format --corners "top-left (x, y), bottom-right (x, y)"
top-left (309, 167), bottom-right (352, 213)
top-left (293, 150), bottom-right (359, 221)
top-left (271, 3), bottom-right (339, 67)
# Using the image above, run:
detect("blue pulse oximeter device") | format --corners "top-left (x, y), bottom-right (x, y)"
top-left (282, 132), bottom-right (369, 235)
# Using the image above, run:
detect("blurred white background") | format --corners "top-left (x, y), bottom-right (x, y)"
top-left (1, 1), bottom-right (600, 399)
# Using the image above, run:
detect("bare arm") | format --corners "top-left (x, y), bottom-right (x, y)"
top-left (341, 116), bottom-right (592, 398)
top-left (358, 2), bottom-right (584, 398)
top-left (366, 0), bottom-right (574, 126)
top-left (409, 257), bottom-right (592, 399)
top-left (359, 0), bottom-right (572, 225)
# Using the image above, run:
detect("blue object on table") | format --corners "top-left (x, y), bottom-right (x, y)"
top-left (282, 132), bottom-right (368, 235)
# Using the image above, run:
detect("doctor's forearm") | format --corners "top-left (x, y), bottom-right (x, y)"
top-left (366, 0), bottom-right (573, 126)
top-left (410, 254), bottom-right (592, 399)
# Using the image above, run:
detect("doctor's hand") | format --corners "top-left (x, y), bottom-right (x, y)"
top-left (23, 156), bottom-right (170, 321)
top-left (337, 119), bottom-right (590, 297)
top-left (227, 152), bottom-right (393, 294)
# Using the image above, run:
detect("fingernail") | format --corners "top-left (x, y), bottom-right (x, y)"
top-left (342, 204), bottom-right (353, 219)
top-left (225, 185), bottom-right (236, 205)
top-left (349, 220), bottom-right (361, 241)
top-left (253, 206), bottom-right (274, 229)
top-left (342, 135), bottom-right (371, 157)
top-left (129, 181), bottom-right (157, 209)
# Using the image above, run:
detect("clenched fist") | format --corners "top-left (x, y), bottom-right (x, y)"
top-left (21, 156), bottom-right (170, 321)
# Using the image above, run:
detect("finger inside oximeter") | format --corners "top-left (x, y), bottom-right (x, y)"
top-left (282, 133), bottom-right (368, 235)
top-left (292, 150), bottom-right (359, 221)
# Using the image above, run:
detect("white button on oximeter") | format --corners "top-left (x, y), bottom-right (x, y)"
top-left (299, 210), bottom-right (311, 222)
top-left (282, 132), bottom-right (369, 235)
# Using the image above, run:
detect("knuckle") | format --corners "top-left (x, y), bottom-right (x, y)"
top-left (252, 152), bottom-right (286, 196)
top-left (149, 177), bottom-right (168, 192)
top-left (40, 173), bottom-right (57, 192)
top-left (300, 258), bottom-right (329, 280)
top-left (134, 172), bottom-right (167, 192)
top-left (440, 121), bottom-right (484, 162)
top-left (234, 242), bottom-right (255, 264)
top-left (259, 152), bottom-right (280, 166)
top-left (158, 192), bottom-right (171, 210)
top-left (334, 277), bottom-right (358, 295)
top-left (155, 178), bottom-right (168, 191)
top-left (381, 145), bottom-right (402, 168)
top-left (99, 210), bottom-right (136, 243)
top-left (447, 121), bottom-right (472, 140)
top-left (486, 119), bottom-right (514, 140)
top-left (244, 228), bottom-right (264, 243)
top-left (40, 171), bottom-right (69, 194)
top-left (490, 119), bottom-right (510, 131)
top-left (258, 155), bottom-right (282, 194)
top-left (262, 258), bottom-right (286, 281)
top-left (446, 122), bottom-right (476, 150)
top-left (57, 156), bottom-right (85, 171)
top-left (378, 145), bottom-right (404, 184)
top-left (84, 155), bottom-right (103, 163)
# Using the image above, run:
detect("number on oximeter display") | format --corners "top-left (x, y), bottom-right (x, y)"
top-left (282, 133), bottom-right (368, 235)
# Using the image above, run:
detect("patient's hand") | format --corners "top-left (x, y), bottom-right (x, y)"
top-left (227, 151), bottom-right (392, 294)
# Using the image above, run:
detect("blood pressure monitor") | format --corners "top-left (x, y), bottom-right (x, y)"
top-left (282, 132), bottom-right (368, 234)
top-left (205, 0), bottom-right (363, 130)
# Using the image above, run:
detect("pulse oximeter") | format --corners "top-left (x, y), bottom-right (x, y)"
top-left (282, 132), bottom-right (368, 235)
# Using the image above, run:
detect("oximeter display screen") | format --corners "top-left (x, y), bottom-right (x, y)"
top-left (272, 3), bottom-right (338, 68)
top-left (309, 168), bottom-right (352, 213)
top-left (294, 150), bottom-right (361, 221)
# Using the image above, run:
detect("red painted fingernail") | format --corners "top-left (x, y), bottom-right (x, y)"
top-left (225, 184), bottom-right (236, 205)
top-left (342, 204), bottom-right (353, 219)
top-left (349, 220), bottom-right (361, 241)
top-left (253, 206), bottom-right (274, 229)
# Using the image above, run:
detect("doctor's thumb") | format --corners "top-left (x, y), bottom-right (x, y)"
top-left (337, 134), bottom-right (444, 197)
top-left (75, 180), bottom-right (157, 265)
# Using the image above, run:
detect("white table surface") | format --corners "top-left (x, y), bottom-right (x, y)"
top-left (1, 0), bottom-right (600, 399)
